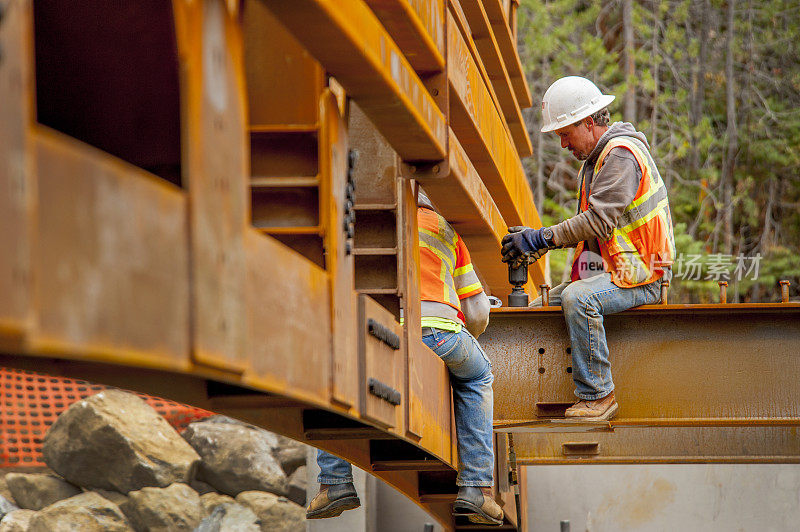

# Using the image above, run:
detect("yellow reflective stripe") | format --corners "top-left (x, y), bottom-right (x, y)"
top-left (599, 137), bottom-right (659, 189)
top-left (421, 317), bottom-right (462, 333)
top-left (436, 213), bottom-right (460, 257)
top-left (619, 184), bottom-right (668, 228)
top-left (439, 256), bottom-right (447, 304)
top-left (454, 263), bottom-right (474, 277)
top-left (613, 229), bottom-right (651, 283)
top-left (444, 260), bottom-right (460, 305)
top-left (627, 180), bottom-right (662, 211)
top-left (419, 238), bottom-right (454, 271)
top-left (419, 226), bottom-right (457, 252)
top-left (456, 282), bottom-right (482, 296)
top-left (420, 239), bottom-right (457, 305)
top-left (621, 198), bottom-right (669, 233)
top-left (615, 233), bottom-right (636, 252)
top-left (617, 230), bottom-right (637, 253)
top-left (658, 209), bottom-right (677, 258)
top-left (420, 228), bottom-right (456, 265)
top-left (440, 258), bottom-right (456, 305)
top-left (593, 146), bottom-right (608, 174)
top-left (618, 231), bottom-right (649, 267)
top-left (577, 164), bottom-right (588, 207)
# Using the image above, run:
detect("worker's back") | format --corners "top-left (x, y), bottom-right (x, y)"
top-left (417, 203), bottom-right (489, 337)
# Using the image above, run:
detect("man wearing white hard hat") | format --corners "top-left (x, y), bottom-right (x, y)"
top-left (501, 76), bottom-right (676, 421)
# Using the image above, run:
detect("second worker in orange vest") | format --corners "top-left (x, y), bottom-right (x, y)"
top-left (502, 76), bottom-right (675, 421)
top-left (310, 190), bottom-right (504, 526)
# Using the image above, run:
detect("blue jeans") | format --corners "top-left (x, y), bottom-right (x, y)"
top-left (549, 273), bottom-right (662, 400)
top-left (318, 328), bottom-right (495, 487)
top-left (317, 449), bottom-right (354, 485)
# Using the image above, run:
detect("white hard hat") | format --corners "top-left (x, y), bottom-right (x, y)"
top-left (540, 76), bottom-right (615, 133)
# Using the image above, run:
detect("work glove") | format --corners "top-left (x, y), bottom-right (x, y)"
top-left (501, 226), bottom-right (551, 264)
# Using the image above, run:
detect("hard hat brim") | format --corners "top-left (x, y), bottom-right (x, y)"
top-left (540, 94), bottom-right (615, 133)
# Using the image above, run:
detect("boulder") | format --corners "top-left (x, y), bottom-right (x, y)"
top-left (195, 502), bottom-right (261, 532)
top-left (5, 473), bottom-right (81, 510)
top-left (195, 416), bottom-right (281, 451)
top-left (182, 421), bottom-right (287, 497)
top-left (273, 436), bottom-right (307, 476)
top-left (200, 492), bottom-right (235, 516)
top-left (95, 489), bottom-right (129, 508)
top-left (0, 509), bottom-right (35, 532)
top-left (0, 495), bottom-right (19, 521)
top-left (27, 492), bottom-right (133, 531)
top-left (120, 483), bottom-right (201, 532)
top-left (286, 466), bottom-right (307, 506)
top-left (42, 390), bottom-right (200, 493)
top-left (235, 491), bottom-right (305, 532)
top-left (190, 479), bottom-right (216, 495)
top-left (0, 476), bottom-right (16, 505)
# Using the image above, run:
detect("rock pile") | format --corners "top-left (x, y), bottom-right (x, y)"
top-left (0, 390), bottom-right (310, 531)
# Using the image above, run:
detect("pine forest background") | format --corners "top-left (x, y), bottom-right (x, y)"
top-left (517, 0), bottom-right (800, 302)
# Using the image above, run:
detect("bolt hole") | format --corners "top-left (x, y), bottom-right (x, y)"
top-left (538, 367), bottom-right (545, 374)
top-left (566, 367), bottom-right (572, 373)
top-left (566, 347), bottom-right (572, 354)
top-left (538, 347), bottom-right (545, 354)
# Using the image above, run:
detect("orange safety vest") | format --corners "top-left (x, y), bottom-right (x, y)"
top-left (571, 136), bottom-right (676, 287)
top-left (418, 207), bottom-right (483, 323)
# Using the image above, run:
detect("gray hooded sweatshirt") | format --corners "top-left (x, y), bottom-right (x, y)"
top-left (551, 122), bottom-right (649, 253)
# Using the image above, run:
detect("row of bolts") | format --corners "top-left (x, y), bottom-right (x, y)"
top-left (536, 280), bottom-right (793, 306)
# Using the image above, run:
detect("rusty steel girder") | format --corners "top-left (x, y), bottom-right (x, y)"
top-left (502, 426), bottom-right (800, 465)
top-left (263, 0), bottom-right (448, 162)
top-left (363, 0), bottom-right (446, 73)
top-left (457, 0), bottom-right (531, 156)
top-left (480, 303), bottom-right (800, 464)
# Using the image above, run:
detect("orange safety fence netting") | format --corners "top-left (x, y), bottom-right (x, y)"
top-left (0, 368), bottom-right (214, 468)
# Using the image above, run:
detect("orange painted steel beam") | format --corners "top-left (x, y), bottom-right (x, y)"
top-left (458, 0), bottom-right (532, 157)
top-left (448, 1), bottom-right (512, 150)
top-left (482, 0), bottom-right (531, 108)
top-left (482, 304), bottom-right (800, 465)
top-left (9, 131), bottom-right (463, 523)
top-left (31, 127), bottom-right (192, 375)
top-left (364, 0), bottom-right (446, 73)
top-left (6, 2), bottom-right (520, 527)
top-left (0, 0), bottom-right (35, 351)
top-left (244, 1), bottom-right (326, 130)
top-left (173, 0), bottom-right (251, 373)
top-left (447, 13), bottom-right (545, 288)
top-left (484, 304), bottom-right (800, 426)
top-left (511, 427), bottom-right (800, 465)
top-left (263, 0), bottom-right (447, 162)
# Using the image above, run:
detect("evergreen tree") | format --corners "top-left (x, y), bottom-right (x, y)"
top-left (518, 0), bottom-right (800, 302)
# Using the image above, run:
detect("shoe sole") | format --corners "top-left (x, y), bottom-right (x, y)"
top-left (563, 401), bottom-right (619, 422)
top-left (453, 500), bottom-right (504, 526)
top-left (306, 496), bottom-right (361, 519)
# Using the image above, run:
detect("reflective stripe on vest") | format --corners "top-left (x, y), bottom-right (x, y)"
top-left (419, 225), bottom-right (460, 308)
top-left (573, 135), bottom-right (676, 287)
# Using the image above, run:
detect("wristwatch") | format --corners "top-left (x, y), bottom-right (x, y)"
top-left (542, 227), bottom-right (556, 247)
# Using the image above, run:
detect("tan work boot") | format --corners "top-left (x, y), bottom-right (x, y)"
top-left (306, 483), bottom-right (361, 519)
top-left (453, 486), bottom-right (504, 526)
top-left (564, 391), bottom-right (618, 421)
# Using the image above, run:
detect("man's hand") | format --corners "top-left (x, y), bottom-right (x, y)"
top-left (501, 226), bottom-right (551, 264)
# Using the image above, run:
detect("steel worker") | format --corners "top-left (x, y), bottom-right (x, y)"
top-left (308, 189), bottom-right (503, 526)
top-left (501, 76), bottom-right (675, 421)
